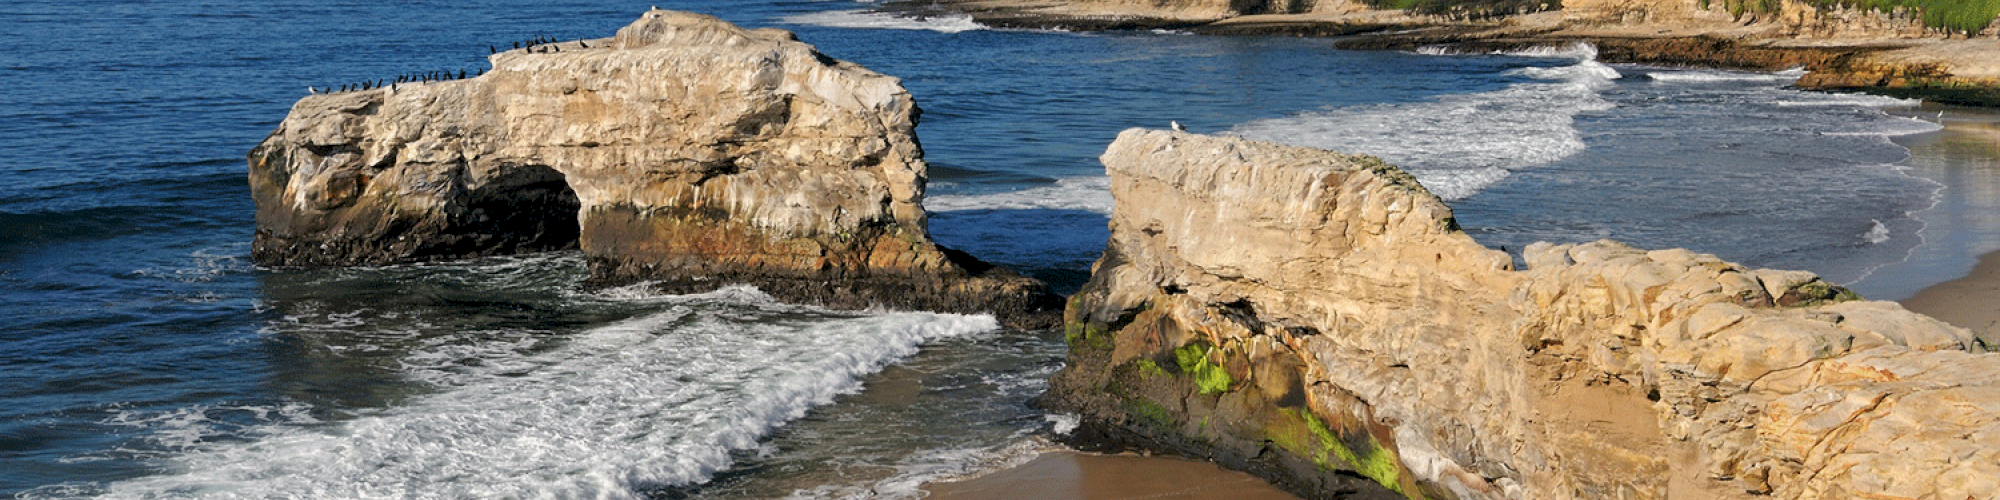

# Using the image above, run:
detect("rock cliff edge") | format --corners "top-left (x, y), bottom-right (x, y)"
top-left (1045, 129), bottom-right (2000, 499)
top-left (247, 10), bottom-right (1060, 328)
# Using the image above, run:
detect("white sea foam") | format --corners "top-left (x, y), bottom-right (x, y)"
top-left (789, 439), bottom-right (1053, 500)
top-left (1499, 42), bottom-right (1603, 59)
top-left (1045, 413), bottom-right (1081, 436)
top-left (1772, 93), bottom-right (1923, 109)
top-left (1232, 44), bottom-right (1617, 200)
top-left (781, 9), bottom-right (988, 33)
top-left (925, 177), bottom-right (1114, 214)
top-left (1865, 219), bottom-right (1893, 244)
top-left (73, 301), bottom-right (1001, 499)
top-left (1413, 41), bottom-right (1603, 59)
top-left (1643, 67), bottom-right (1805, 83)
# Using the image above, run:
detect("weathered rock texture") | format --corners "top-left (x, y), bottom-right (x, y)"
top-left (247, 10), bottom-right (1060, 328)
top-left (1045, 129), bottom-right (2000, 499)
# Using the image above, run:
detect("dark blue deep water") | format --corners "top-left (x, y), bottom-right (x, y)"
top-left (0, 0), bottom-right (1978, 498)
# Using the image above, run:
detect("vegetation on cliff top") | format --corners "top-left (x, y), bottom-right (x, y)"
top-left (1705, 0), bottom-right (2000, 33)
top-left (1359, 0), bottom-right (1995, 34)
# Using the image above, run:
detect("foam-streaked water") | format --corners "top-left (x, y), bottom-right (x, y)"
top-left (1, 0), bottom-right (1986, 498)
top-left (64, 289), bottom-right (998, 499)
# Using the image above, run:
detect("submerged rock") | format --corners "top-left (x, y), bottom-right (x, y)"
top-left (1046, 129), bottom-right (2000, 499)
top-left (247, 10), bottom-right (1059, 328)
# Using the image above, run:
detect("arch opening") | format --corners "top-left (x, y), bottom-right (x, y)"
top-left (458, 164), bottom-right (581, 257)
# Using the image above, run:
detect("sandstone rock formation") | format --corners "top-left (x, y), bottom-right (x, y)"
top-left (247, 10), bottom-right (1060, 328)
top-left (1044, 129), bottom-right (2000, 499)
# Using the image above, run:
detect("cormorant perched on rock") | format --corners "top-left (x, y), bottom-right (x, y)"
top-left (578, 39), bottom-right (588, 48)
top-left (340, 84), bottom-right (349, 92)
top-left (513, 41), bottom-right (520, 49)
top-left (489, 45), bottom-right (496, 54)
top-left (362, 81), bottom-right (372, 90)
top-left (551, 46), bottom-right (560, 52)
top-left (458, 69), bottom-right (466, 79)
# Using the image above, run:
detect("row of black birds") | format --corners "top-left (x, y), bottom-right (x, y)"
top-left (310, 34), bottom-right (594, 95)
top-left (490, 35), bottom-right (590, 55)
top-left (308, 68), bottom-right (482, 95)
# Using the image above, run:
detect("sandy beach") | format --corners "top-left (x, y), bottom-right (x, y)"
top-left (924, 451), bottom-right (1304, 500)
top-left (1904, 249), bottom-right (2000, 339)
top-left (1889, 105), bottom-right (2000, 343)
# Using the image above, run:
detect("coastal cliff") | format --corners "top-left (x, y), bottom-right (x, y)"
top-left (246, 10), bottom-right (1060, 327)
top-left (885, 0), bottom-right (2000, 105)
top-left (1044, 129), bottom-right (2000, 499)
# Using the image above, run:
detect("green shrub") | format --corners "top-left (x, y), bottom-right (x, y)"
top-left (1706, 0), bottom-right (2000, 34)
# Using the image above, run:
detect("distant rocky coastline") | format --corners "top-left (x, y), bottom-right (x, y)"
top-left (881, 0), bottom-right (2000, 106)
top-left (246, 10), bottom-right (1061, 328)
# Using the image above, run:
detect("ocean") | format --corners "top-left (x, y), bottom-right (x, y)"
top-left (1, 0), bottom-right (1986, 498)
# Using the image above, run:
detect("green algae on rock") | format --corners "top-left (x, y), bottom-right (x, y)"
top-left (1041, 129), bottom-right (2000, 499)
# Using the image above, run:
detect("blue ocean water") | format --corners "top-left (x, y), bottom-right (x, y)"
top-left (0, 0), bottom-right (1973, 497)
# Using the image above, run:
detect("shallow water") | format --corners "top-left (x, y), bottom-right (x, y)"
top-left (0, 0), bottom-right (1981, 498)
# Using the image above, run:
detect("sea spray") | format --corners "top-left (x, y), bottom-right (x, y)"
top-left (59, 292), bottom-right (1000, 500)
top-left (781, 10), bottom-right (989, 33)
top-left (1231, 43), bottom-right (1618, 200)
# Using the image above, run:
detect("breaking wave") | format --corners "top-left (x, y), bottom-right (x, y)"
top-left (1234, 43), bottom-right (1618, 200)
top-left (44, 293), bottom-right (999, 499)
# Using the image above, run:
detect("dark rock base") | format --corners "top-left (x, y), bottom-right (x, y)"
top-left (584, 254), bottom-right (1065, 330)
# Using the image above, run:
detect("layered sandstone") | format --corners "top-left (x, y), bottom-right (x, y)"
top-left (247, 10), bottom-right (1060, 327)
top-left (1044, 129), bottom-right (2000, 499)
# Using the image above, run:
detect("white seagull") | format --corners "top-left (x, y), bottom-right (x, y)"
top-left (1170, 120), bottom-right (1186, 132)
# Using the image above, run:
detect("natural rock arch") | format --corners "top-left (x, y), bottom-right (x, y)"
top-left (247, 11), bottom-right (1059, 327)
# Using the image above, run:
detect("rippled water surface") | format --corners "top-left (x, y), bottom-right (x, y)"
top-left (0, 0), bottom-right (1973, 497)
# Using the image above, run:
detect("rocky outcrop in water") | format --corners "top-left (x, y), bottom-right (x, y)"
top-left (247, 10), bottom-right (1060, 328)
top-left (1043, 129), bottom-right (2000, 499)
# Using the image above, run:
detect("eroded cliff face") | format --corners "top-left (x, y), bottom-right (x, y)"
top-left (1046, 129), bottom-right (2000, 499)
top-left (247, 10), bottom-right (1060, 327)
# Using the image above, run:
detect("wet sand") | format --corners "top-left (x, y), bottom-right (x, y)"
top-left (1903, 248), bottom-right (2000, 339)
top-left (1890, 105), bottom-right (2000, 342)
top-left (923, 451), bottom-right (1302, 500)
top-left (1865, 105), bottom-right (2000, 301)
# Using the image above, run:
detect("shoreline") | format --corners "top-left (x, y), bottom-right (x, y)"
top-left (1893, 105), bottom-right (2000, 338)
top-left (1903, 248), bottom-right (2000, 340)
top-left (878, 0), bottom-right (2000, 106)
top-left (923, 451), bottom-right (1306, 500)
